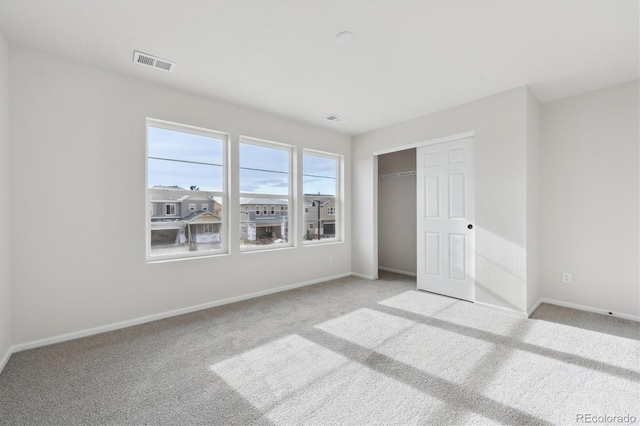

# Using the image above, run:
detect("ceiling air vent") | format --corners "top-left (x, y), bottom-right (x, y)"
top-left (325, 114), bottom-right (347, 123)
top-left (133, 51), bottom-right (175, 73)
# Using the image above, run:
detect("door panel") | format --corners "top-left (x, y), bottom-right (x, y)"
top-left (425, 175), bottom-right (440, 218)
top-left (425, 232), bottom-right (440, 276)
top-left (448, 172), bottom-right (466, 219)
top-left (417, 137), bottom-right (474, 301)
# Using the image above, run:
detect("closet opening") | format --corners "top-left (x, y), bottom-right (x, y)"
top-left (377, 148), bottom-right (417, 277)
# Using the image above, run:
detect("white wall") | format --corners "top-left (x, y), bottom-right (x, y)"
top-left (540, 80), bottom-right (639, 317)
top-left (353, 87), bottom-right (529, 313)
top-left (377, 149), bottom-right (416, 275)
top-left (526, 88), bottom-right (541, 313)
top-left (0, 33), bottom-right (11, 365)
top-left (9, 47), bottom-right (352, 345)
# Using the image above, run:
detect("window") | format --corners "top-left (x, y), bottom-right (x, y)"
top-left (303, 151), bottom-right (341, 242)
top-left (202, 203), bottom-right (208, 211)
top-left (239, 138), bottom-right (292, 250)
top-left (147, 119), bottom-right (226, 260)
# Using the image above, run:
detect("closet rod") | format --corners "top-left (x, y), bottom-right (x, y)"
top-left (378, 171), bottom-right (416, 179)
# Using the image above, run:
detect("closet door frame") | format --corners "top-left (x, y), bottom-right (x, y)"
top-left (373, 131), bottom-right (475, 297)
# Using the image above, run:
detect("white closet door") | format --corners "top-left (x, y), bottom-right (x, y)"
top-left (416, 137), bottom-right (475, 301)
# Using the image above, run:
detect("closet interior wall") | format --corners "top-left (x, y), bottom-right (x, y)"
top-left (377, 149), bottom-right (417, 276)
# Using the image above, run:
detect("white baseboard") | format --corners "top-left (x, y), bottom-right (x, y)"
top-left (527, 299), bottom-right (544, 317)
top-left (475, 301), bottom-right (528, 319)
top-left (10, 272), bottom-right (353, 354)
top-left (378, 266), bottom-right (417, 277)
top-left (539, 298), bottom-right (640, 322)
top-left (351, 272), bottom-right (378, 280)
top-left (0, 346), bottom-right (12, 374)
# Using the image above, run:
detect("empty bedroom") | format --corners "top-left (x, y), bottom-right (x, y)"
top-left (0, 1), bottom-right (638, 425)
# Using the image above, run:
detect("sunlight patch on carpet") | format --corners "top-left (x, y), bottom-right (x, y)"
top-left (315, 308), bottom-right (495, 384)
top-left (209, 333), bottom-right (446, 423)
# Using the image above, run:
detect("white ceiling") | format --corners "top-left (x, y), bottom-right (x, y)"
top-left (0, 1), bottom-right (638, 136)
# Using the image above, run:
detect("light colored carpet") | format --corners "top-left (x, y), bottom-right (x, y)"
top-left (1, 271), bottom-right (638, 425)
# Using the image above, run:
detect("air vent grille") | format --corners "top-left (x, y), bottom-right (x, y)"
top-left (133, 51), bottom-right (175, 73)
top-left (154, 60), bottom-right (173, 71)
top-left (325, 114), bottom-right (347, 123)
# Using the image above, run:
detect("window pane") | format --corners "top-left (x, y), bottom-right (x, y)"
top-left (150, 193), bottom-right (224, 257)
top-left (240, 143), bottom-right (289, 173)
top-left (148, 126), bottom-right (223, 192)
top-left (148, 158), bottom-right (223, 192)
top-left (147, 122), bottom-right (226, 259)
top-left (303, 153), bottom-right (339, 242)
top-left (303, 154), bottom-right (336, 196)
top-left (240, 142), bottom-right (290, 195)
top-left (240, 197), bottom-right (289, 248)
top-left (148, 127), bottom-right (223, 165)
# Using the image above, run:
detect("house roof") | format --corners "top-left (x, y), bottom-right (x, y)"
top-left (152, 185), bottom-right (187, 190)
top-left (240, 198), bottom-right (288, 205)
top-left (181, 210), bottom-right (222, 223)
top-left (150, 186), bottom-right (190, 202)
top-left (150, 195), bottom-right (191, 203)
top-left (150, 186), bottom-right (220, 203)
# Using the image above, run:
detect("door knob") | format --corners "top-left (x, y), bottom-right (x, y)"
top-left (467, 224), bottom-right (473, 229)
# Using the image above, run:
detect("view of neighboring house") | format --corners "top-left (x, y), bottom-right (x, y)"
top-left (240, 198), bottom-right (289, 243)
top-left (303, 194), bottom-right (336, 240)
top-left (149, 188), bottom-right (337, 249)
top-left (150, 186), bottom-right (222, 249)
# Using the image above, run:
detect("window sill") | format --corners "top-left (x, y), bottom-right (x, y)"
top-left (303, 239), bottom-right (343, 247)
top-left (240, 244), bottom-right (295, 254)
top-left (146, 251), bottom-right (229, 264)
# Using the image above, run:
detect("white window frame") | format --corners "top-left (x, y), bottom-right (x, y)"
top-left (202, 203), bottom-right (208, 211)
top-left (188, 203), bottom-right (196, 211)
top-left (255, 205), bottom-right (261, 215)
top-left (240, 137), bottom-right (294, 252)
top-left (328, 207), bottom-right (336, 215)
top-left (303, 149), bottom-right (342, 245)
top-left (165, 204), bottom-right (177, 216)
top-left (146, 118), bottom-right (228, 262)
top-left (204, 224), bottom-right (214, 233)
